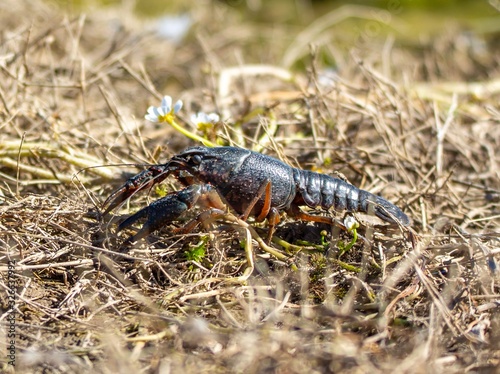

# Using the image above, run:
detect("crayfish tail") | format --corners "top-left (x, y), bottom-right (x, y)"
top-left (372, 194), bottom-right (411, 226)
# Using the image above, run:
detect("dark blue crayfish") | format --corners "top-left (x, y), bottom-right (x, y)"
top-left (103, 146), bottom-right (410, 244)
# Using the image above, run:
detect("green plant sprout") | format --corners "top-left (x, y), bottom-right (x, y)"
top-left (184, 235), bottom-right (209, 267)
top-left (154, 183), bottom-right (169, 198)
top-left (337, 216), bottom-right (359, 257)
top-left (320, 230), bottom-right (329, 247)
top-left (292, 229), bottom-right (330, 252)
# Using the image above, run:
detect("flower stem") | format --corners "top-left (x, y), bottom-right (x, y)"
top-left (168, 118), bottom-right (216, 147)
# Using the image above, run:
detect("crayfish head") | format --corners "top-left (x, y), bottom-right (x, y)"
top-left (170, 146), bottom-right (250, 186)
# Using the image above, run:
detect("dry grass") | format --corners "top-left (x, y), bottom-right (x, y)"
top-left (0, 1), bottom-right (499, 373)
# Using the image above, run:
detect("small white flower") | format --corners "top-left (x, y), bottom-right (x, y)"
top-left (344, 216), bottom-right (359, 231)
top-left (145, 95), bottom-right (183, 123)
top-left (190, 112), bottom-right (220, 126)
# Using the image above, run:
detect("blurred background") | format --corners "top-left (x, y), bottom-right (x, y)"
top-left (52, 0), bottom-right (499, 20)
top-left (49, 0), bottom-right (500, 32)
top-left (42, 0), bottom-right (499, 90)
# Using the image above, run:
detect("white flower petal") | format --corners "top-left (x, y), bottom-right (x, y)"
top-left (344, 216), bottom-right (358, 231)
top-left (160, 102), bottom-right (172, 113)
top-left (145, 95), bottom-right (183, 123)
top-left (207, 113), bottom-right (220, 122)
top-left (191, 111), bottom-right (220, 125)
top-left (173, 100), bottom-right (183, 113)
top-left (158, 107), bottom-right (167, 116)
top-left (145, 113), bottom-right (158, 122)
top-left (161, 95), bottom-right (172, 109)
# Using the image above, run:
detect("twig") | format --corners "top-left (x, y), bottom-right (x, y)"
top-left (435, 94), bottom-right (458, 177)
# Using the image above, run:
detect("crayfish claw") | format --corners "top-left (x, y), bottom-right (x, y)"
top-left (117, 206), bottom-right (149, 233)
top-left (102, 165), bottom-right (170, 216)
top-left (102, 186), bottom-right (130, 216)
top-left (118, 185), bottom-right (206, 247)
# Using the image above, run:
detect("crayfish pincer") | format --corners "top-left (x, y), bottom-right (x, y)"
top-left (103, 146), bottom-right (410, 245)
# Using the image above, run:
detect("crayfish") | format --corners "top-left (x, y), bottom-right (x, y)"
top-left (102, 146), bottom-right (410, 247)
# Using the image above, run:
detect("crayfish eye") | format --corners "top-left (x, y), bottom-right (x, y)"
top-left (192, 155), bottom-right (202, 165)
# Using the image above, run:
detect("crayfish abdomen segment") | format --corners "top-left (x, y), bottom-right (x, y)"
top-left (293, 169), bottom-right (410, 226)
